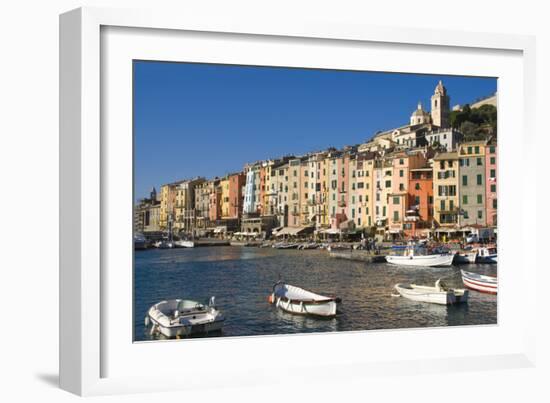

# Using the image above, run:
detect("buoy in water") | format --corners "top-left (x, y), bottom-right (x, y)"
top-left (267, 294), bottom-right (274, 304)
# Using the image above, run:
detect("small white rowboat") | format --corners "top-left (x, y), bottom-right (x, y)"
top-left (394, 279), bottom-right (469, 305)
top-left (146, 297), bottom-right (224, 338)
top-left (268, 282), bottom-right (340, 317)
top-left (461, 270), bottom-right (498, 294)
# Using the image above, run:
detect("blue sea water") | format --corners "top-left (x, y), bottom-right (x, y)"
top-left (134, 247), bottom-right (497, 341)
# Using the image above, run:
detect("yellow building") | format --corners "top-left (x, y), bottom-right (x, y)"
top-left (173, 178), bottom-right (205, 233)
top-left (299, 159), bottom-right (310, 226)
top-left (287, 158), bottom-right (304, 227)
top-left (220, 176), bottom-right (230, 218)
top-left (159, 182), bottom-right (180, 231)
top-left (433, 151), bottom-right (459, 227)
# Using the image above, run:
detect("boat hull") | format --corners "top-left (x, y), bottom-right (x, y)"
top-left (270, 282), bottom-right (339, 317)
top-left (147, 299), bottom-right (224, 338)
top-left (394, 284), bottom-right (468, 305)
top-left (273, 297), bottom-right (337, 317)
top-left (460, 270), bottom-right (498, 294)
top-left (176, 240), bottom-right (195, 248)
top-left (453, 251), bottom-right (477, 264)
top-left (386, 254), bottom-right (454, 267)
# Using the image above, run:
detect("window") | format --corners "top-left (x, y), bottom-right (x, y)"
top-left (428, 196), bottom-right (433, 204)
top-left (385, 180), bottom-right (391, 188)
top-left (399, 159), bottom-right (404, 165)
top-left (393, 211), bottom-right (399, 222)
top-left (393, 197), bottom-right (400, 205)
top-left (399, 169), bottom-right (404, 177)
top-left (439, 161), bottom-right (445, 169)
top-left (357, 182), bottom-right (364, 189)
top-left (490, 184), bottom-right (496, 193)
top-left (475, 146), bottom-right (480, 154)
top-left (463, 195), bottom-right (468, 205)
top-left (382, 206), bottom-right (386, 216)
top-left (477, 157), bottom-right (482, 166)
top-left (449, 200), bottom-right (454, 210)
top-left (489, 146), bottom-right (496, 154)
top-left (490, 157), bottom-right (496, 165)
top-left (414, 196), bottom-right (420, 205)
top-left (462, 175), bottom-right (468, 186)
top-left (477, 174), bottom-right (482, 185)
top-left (440, 200), bottom-right (445, 211)
top-left (449, 160), bottom-right (454, 168)
top-left (352, 196), bottom-right (356, 204)
top-left (463, 211), bottom-right (469, 219)
top-left (399, 183), bottom-right (405, 191)
top-left (352, 208), bottom-right (355, 218)
top-left (415, 183), bottom-right (420, 190)
top-left (493, 199), bottom-right (497, 209)
top-left (477, 194), bottom-right (482, 204)
top-left (478, 210), bottom-right (483, 219)
top-left (376, 206), bottom-right (379, 215)
top-left (490, 169), bottom-right (496, 178)
top-left (467, 146), bottom-right (472, 154)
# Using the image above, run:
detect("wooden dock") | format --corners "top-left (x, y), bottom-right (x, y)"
top-left (329, 249), bottom-right (387, 263)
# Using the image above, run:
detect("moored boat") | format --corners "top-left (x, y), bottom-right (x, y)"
top-left (460, 269), bottom-right (497, 294)
top-left (475, 246), bottom-right (497, 263)
top-left (154, 240), bottom-right (174, 249)
top-left (453, 250), bottom-right (477, 264)
top-left (175, 239), bottom-right (195, 248)
top-left (272, 242), bottom-right (299, 249)
top-left (394, 279), bottom-right (469, 305)
top-left (268, 281), bottom-right (340, 317)
top-left (386, 243), bottom-right (454, 267)
top-left (134, 233), bottom-right (148, 250)
top-left (145, 297), bottom-right (224, 338)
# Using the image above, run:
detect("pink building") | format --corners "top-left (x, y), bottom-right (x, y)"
top-left (485, 141), bottom-right (498, 226)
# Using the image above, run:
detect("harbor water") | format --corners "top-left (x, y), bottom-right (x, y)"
top-left (134, 246), bottom-right (497, 341)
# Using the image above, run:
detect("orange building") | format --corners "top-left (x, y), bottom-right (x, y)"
top-left (227, 172), bottom-right (246, 219)
top-left (406, 167), bottom-right (434, 238)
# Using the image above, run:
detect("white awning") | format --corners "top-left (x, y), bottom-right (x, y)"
top-left (322, 228), bottom-right (341, 235)
top-left (275, 226), bottom-right (312, 237)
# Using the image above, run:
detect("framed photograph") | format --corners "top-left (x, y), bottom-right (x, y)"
top-left (60, 7), bottom-right (536, 396)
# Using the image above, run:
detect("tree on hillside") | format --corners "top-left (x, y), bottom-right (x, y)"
top-left (450, 103), bottom-right (497, 140)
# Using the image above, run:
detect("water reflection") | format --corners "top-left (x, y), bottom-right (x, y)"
top-left (134, 247), bottom-right (497, 341)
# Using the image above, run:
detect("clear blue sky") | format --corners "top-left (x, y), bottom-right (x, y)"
top-left (134, 61), bottom-right (496, 200)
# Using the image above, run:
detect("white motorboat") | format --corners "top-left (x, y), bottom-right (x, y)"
top-left (145, 297), bottom-right (224, 338)
top-left (272, 242), bottom-right (299, 249)
top-left (268, 281), bottom-right (340, 317)
top-left (394, 279), bottom-right (469, 305)
top-left (475, 246), bottom-right (497, 263)
top-left (453, 250), bottom-right (477, 264)
top-left (154, 240), bottom-right (174, 249)
top-left (461, 269), bottom-right (498, 294)
top-left (386, 244), bottom-right (454, 267)
top-left (175, 239), bottom-right (195, 248)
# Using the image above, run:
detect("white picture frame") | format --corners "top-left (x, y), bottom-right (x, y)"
top-left (60, 6), bottom-right (537, 396)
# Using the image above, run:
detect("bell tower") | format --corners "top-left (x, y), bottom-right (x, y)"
top-left (431, 80), bottom-right (450, 128)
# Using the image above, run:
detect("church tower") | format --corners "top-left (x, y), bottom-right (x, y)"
top-left (431, 80), bottom-right (450, 128)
